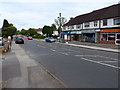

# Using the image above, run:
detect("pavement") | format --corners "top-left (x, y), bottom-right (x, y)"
top-left (0, 46), bottom-right (3, 54)
top-left (1, 42), bottom-right (64, 88)
top-left (64, 41), bottom-right (120, 53)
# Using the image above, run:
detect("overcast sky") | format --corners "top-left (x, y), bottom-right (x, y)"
top-left (0, 0), bottom-right (119, 30)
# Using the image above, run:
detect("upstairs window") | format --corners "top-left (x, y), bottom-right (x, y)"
top-left (114, 18), bottom-right (120, 25)
top-left (71, 26), bottom-right (74, 29)
top-left (76, 25), bottom-right (81, 29)
top-left (84, 22), bottom-right (90, 27)
top-left (94, 21), bottom-right (98, 27)
top-left (103, 19), bottom-right (108, 26)
top-left (63, 27), bottom-right (66, 30)
top-left (68, 26), bottom-right (70, 29)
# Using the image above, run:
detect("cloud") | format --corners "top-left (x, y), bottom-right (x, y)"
top-left (0, 0), bottom-right (119, 3)
top-left (0, 0), bottom-right (119, 30)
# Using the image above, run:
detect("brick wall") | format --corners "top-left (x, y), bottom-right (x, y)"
top-left (100, 40), bottom-right (115, 44)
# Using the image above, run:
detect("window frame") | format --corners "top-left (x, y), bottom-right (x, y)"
top-left (84, 22), bottom-right (90, 27)
top-left (103, 19), bottom-right (108, 26)
top-left (114, 17), bottom-right (120, 25)
top-left (94, 21), bottom-right (98, 27)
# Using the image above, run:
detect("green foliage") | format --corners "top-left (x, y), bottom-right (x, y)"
top-left (2, 19), bottom-right (9, 27)
top-left (19, 28), bottom-right (38, 37)
top-left (27, 28), bottom-right (37, 36)
top-left (42, 25), bottom-right (53, 37)
top-left (51, 24), bottom-right (57, 31)
top-left (20, 29), bottom-right (28, 35)
top-left (2, 19), bottom-right (17, 38)
top-left (33, 35), bottom-right (45, 39)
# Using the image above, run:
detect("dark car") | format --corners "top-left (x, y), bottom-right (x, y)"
top-left (45, 37), bottom-right (56, 42)
top-left (15, 38), bottom-right (24, 44)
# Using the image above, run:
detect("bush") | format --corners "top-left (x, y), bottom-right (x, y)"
top-left (33, 35), bottom-right (46, 39)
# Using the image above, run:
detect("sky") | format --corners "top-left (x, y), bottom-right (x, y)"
top-left (0, 0), bottom-right (119, 30)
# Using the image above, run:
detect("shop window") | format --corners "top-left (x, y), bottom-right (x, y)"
top-left (101, 34), bottom-right (107, 40)
top-left (84, 22), bottom-right (90, 27)
top-left (116, 34), bottom-right (120, 39)
top-left (94, 21), bottom-right (98, 27)
top-left (103, 19), bottom-right (108, 26)
top-left (114, 18), bottom-right (120, 25)
top-left (108, 34), bottom-right (115, 41)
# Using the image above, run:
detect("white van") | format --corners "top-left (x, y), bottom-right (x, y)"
top-left (115, 34), bottom-right (120, 45)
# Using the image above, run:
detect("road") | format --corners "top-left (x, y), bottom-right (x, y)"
top-left (19, 38), bottom-right (119, 88)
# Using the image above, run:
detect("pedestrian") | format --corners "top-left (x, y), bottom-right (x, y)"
top-left (8, 36), bottom-right (12, 49)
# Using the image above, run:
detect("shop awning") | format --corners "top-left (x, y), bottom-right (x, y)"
top-left (100, 29), bottom-right (120, 32)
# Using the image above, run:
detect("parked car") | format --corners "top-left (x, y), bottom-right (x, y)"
top-left (115, 34), bottom-right (120, 45)
top-left (0, 37), bottom-right (4, 46)
top-left (15, 38), bottom-right (24, 44)
top-left (28, 36), bottom-right (33, 40)
top-left (45, 37), bottom-right (56, 42)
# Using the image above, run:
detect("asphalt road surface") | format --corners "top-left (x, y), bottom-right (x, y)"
top-left (20, 38), bottom-right (119, 88)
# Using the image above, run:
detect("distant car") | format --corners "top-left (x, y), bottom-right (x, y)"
top-left (15, 38), bottom-right (24, 44)
top-left (0, 37), bottom-right (4, 46)
top-left (28, 36), bottom-right (33, 40)
top-left (45, 37), bottom-right (56, 42)
top-left (15, 36), bottom-right (18, 39)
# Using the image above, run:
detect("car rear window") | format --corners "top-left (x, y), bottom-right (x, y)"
top-left (16, 38), bottom-right (23, 40)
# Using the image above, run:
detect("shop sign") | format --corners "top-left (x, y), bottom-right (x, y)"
top-left (82, 29), bottom-right (100, 33)
top-left (71, 31), bottom-right (81, 34)
top-left (61, 31), bottom-right (71, 34)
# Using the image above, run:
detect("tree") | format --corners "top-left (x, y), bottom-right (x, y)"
top-left (42, 25), bottom-right (53, 37)
top-left (2, 19), bottom-right (17, 37)
top-left (20, 29), bottom-right (28, 35)
top-left (51, 24), bottom-right (57, 31)
top-left (55, 13), bottom-right (67, 34)
top-left (2, 19), bottom-right (9, 28)
top-left (27, 28), bottom-right (37, 36)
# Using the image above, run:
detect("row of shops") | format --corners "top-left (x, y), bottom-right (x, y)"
top-left (60, 28), bottom-right (120, 44)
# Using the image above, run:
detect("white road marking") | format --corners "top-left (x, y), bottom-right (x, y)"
top-left (96, 55), bottom-right (118, 61)
top-left (99, 61), bottom-right (118, 63)
top-left (41, 46), bottom-right (46, 48)
top-left (62, 48), bottom-right (82, 53)
top-left (61, 53), bottom-right (69, 55)
top-left (75, 55), bottom-right (96, 57)
top-left (81, 58), bottom-right (120, 69)
top-left (75, 55), bottom-right (118, 61)
top-left (50, 49), bottom-right (56, 52)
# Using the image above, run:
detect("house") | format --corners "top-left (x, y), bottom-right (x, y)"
top-left (62, 3), bottom-right (120, 44)
top-left (34, 28), bottom-right (43, 35)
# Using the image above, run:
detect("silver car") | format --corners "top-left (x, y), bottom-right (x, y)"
top-left (45, 37), bottom-right (56, 42)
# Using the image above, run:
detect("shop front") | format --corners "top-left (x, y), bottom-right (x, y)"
top-left (70, 31), bottom-right (82, 41)
top-left (100, 28), bottom-right (120, 44)
top-left (60, 31), bottom-right (71, 41)
top-left (60, 31), bottom-right (81, 41)
top-left (82, 29), bottom-right (100, 43)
